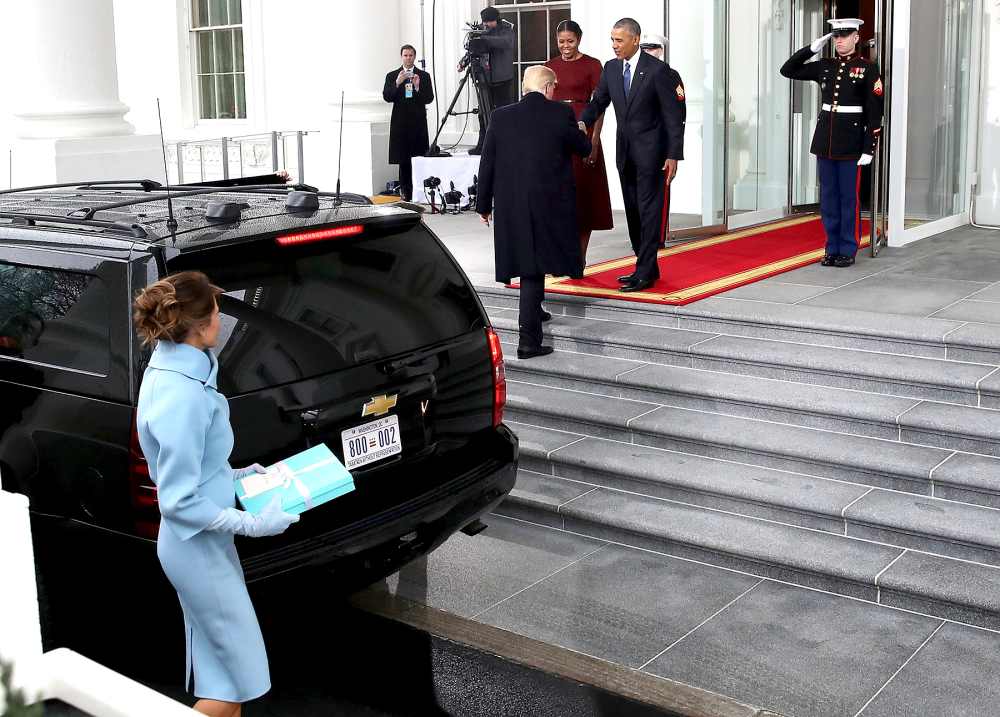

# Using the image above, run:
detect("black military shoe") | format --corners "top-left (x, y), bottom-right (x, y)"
top-left (517, 345), bottom-right (555, 360)
top-left (820, 254), bottom-right (838, 267)
top-left (834, 255), bottom-right (856, 268)
top-left (541, 310), bottom-right (552, 323)
top-left (620, 278), bottom-right (653, 293)
top-left (617, 273), bottom-right (636, 284)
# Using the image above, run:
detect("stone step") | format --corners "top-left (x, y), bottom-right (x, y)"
top-left (508, 423), bottom-right (1000, 565)
top-left (490, 312), bottom-right (1000, 407)
top-left (477, 284), bottom-right (1000, 365)
top-left (505, 382), bottom-right (1000, 508)
top-left (495, 468), bottom-right (1000, 630)
top-left (501, 341), bottom-right (1000, 456)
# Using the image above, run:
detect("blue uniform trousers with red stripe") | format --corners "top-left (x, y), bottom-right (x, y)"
top-left (817, 157), bottom-right (861, 258)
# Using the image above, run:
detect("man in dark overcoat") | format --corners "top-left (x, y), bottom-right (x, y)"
top-left (580, 17), bottom-right (686, 292)
top-left (383, 44), bottom-right (434, 200)
top-left (476, 65), bottom-right (591, 360)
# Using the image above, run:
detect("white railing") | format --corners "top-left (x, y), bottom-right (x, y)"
top-left (165, 130), bottom-right (318, 186)
top-left (0, 490), bottom-right (197, 716)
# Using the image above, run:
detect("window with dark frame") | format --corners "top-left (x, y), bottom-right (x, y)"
top-left (491, 1), bottom-right (571, 96)
top-left (191, 0), bottom-right (246, 120)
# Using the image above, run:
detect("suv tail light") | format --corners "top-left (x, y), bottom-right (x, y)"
top-left (487, 328), bottom-right (506, 428)
top-left (275, 224), bottom-right (364, 246)
top-left (128, 411), bottom-right (160, 539)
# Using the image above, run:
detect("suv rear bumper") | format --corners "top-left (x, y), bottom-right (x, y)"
top-left (240, 425), bottom-right (518, 588)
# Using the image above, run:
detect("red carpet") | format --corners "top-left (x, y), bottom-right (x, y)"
top-left (529, 215), bottom-right (870, 306)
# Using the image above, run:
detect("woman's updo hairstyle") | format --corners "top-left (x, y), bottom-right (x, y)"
top-left (555, 19), bottom-right (583, 39)
top-left (133, 271), bottom-right (223, 346)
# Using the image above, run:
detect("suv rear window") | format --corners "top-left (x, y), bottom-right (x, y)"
top-left (0, 262), bottom-right (109, 374)
top-left (174, 222), bottom-right (484, 395)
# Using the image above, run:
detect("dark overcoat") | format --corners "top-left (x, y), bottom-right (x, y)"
top-left (382, 67), bottom-right (434, 164)
top-left (476, 91), bottom-right (591, 283)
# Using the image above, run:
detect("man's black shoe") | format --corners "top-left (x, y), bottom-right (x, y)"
top-left (820, 254), bottom-right (838, 267)
top-left (620, 278), bottom-right (653, 292)
top-left (834, 255), bottom-right (856, 267)
top-left (517, 345), bottom-right (554, 360)
top-left (541, 310), bottom-right (552, 323)
top-left (468, 147), bottom-right (482, 156)
top-left (617, 273), bottom-right (636, 284)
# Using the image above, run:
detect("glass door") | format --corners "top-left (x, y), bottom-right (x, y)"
top-left (725, 0), bottom-right (794, 230)
top-left (790, 0), bottom-right (827, 211)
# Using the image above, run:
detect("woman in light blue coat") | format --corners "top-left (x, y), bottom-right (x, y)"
top-left (133, 271), bottom-right (298, 717)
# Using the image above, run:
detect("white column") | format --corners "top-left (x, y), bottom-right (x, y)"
top-left (1, 0), bottom-right (163, 186)
top-left (318, 0), bottom-right (402, 194)
top-left (9, 0), bottom-right (134, 139)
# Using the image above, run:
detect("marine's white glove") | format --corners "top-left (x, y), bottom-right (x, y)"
top-left (810, 33), bottom-right (833, 54)
top-left (857, 153), bottom-right (873, 166)
top-left (208, 496), bottom-right (300, 537)
top-left (232, 463), bottom-right (267, 480)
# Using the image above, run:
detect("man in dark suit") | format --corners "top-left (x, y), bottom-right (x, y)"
top-left (383, 44), bottom-right (434, 200)
top-left (580, 18), bottom-right (686, 292)
top-left (476, 65), bottom-right (591, 359)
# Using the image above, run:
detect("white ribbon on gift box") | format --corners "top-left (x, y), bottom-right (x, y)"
top-left (240, 456), bottom-right (342, 511)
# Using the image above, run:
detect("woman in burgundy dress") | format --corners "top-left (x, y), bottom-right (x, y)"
top-left (545, 20), bottom-right (613, 264)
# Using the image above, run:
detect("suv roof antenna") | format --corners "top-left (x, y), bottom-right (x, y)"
top-left (335, 90), bottom-right (345, 206)
top-left (156, 98), bottom-right (178, 233)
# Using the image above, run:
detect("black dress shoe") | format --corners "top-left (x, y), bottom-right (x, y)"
top-left (617, 273), bottom-right (636, 284)
top-left (620, 278), bottom-right (653, 292)
top-left (834, 255), bottom-right (856, 267)
top-left (541, 310), bottom-right (552, 323)
top-left (820, 254), bottom-right (839, 267)
top-left (517, 345), bottom-right (554, 360)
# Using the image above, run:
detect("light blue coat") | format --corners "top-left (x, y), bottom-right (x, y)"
top-left (136, 340), bottom-right (270, 703)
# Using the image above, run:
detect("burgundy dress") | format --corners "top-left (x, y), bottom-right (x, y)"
top-left (545, 54), bottom-right (614, 232)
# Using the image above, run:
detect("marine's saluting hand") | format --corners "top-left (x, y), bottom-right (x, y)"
top-left (810, 32), bottom-right (834, 54)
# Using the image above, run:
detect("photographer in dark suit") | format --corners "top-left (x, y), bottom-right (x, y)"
top-left (476, 66), bottom-right (591, 360)
top-left (462, 6), bottom-right (516, 154)
top-left (383, 44), bottom-right (434, 201)
top-left (581, 18), bottom-right (686, 292)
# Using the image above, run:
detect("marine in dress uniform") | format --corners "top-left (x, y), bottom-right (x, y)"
top-left (781, 18), bottom-right (885, 267)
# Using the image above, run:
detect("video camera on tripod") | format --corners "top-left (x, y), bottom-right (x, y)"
top-left (426, 22), bottom-right (497, 157)
top-left (459, 21), bottom-right (490, 67)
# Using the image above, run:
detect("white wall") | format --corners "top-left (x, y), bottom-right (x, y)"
top-left (976, 0), bottom-right (1000, 225)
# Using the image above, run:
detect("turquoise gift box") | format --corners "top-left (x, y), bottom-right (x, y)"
top-left (235, 443), bottom-right (355, 516)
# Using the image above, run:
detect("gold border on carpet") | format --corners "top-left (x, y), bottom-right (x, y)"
top-left (542, 219), bottom-right (870, 303)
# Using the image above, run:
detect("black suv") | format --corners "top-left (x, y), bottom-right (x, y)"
top-left (0, 180), bottom-right (516, 591)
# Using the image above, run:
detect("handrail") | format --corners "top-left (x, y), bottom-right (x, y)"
top-left (166, 130), bottom-right (319, 186)
top-left (0, 490), bottom-right (197, 715)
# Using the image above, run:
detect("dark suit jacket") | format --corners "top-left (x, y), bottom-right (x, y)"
top-left (581, 52), bottom-right (686, 172)
top-left (382, 67), bottom-right (434, 163)
top-left (476, 92), bottom-right (591, 283)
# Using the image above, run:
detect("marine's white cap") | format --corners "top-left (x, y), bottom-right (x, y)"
top-left (639, 33), bottom-right (667, 49)
top-left (828, 18), bottom-right (863, 32)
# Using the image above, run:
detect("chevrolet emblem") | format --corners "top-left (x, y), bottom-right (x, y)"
top-left (362, 394), bottom-right (398, 417)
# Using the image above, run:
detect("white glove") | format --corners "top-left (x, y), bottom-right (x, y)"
top-left (857, 153), bottom-right (873, 166)
top-left (208, 496), bottom-right (300, 537)
top-left (810, 33), bottom-right (833, 54)
top-left (232, 463), bottom-right (266, 480)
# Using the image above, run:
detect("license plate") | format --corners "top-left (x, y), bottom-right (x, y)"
top-left (341, 414), bottom-right (402, 470)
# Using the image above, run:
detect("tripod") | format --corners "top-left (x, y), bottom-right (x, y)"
top-left (426, 58), bottom-right (494, 157)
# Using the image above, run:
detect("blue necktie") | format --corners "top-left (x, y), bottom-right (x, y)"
top-left (624, 61), bottom-right (632, 98)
